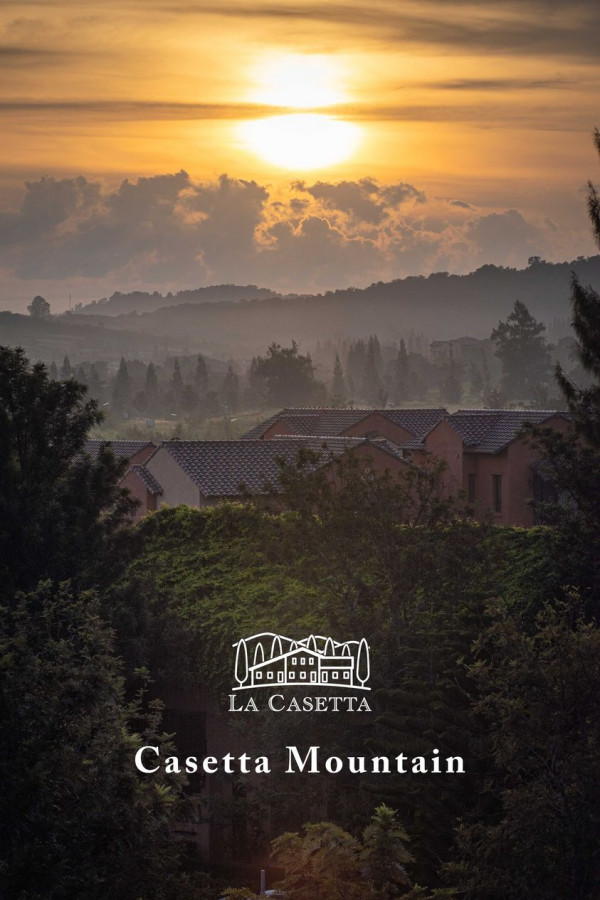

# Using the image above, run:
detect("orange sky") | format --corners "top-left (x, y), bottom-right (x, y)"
top-left (1, 0), bottom-right (599, 307)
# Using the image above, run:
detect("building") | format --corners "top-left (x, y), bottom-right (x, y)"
top-left (242, 407), bottom-right (448, 447)
top-left (84, 438), bottom-right (156, 466)
top-left (121, 435), bottom-right (411, 519)
top-left (404, 409), bottom-right (571, 526)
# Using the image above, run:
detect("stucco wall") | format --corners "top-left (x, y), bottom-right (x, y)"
top-left (342, 412), bottom-right (413, 444)
top-left (146, 448), bottom-right (201, 508)
top-left (120, 469), bottom-right (156, 520)
top-left (129, 444), bottom-right (156, 466)
top-left (423, 419), bottom-right (464, 495)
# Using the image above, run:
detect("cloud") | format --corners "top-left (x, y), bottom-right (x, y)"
top-left (158, 1), bottom-right (600, 60)
top-left (464, 209), bottom-right (546, 266)
top-left (295, 178), bottom-right (424, 225)
top-left (0, 171), bottom-right (587, 307)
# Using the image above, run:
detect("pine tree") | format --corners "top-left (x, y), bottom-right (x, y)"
top-left (554, 129), bottom-right (600, 445)
top-left (361, 805), bottom-right (413, 898)
top-left (195, 354), bottom-right (209, 397)
top-left (48, 361), bottom-right (58, 380)
top-left (469, 361), bottom-right (483, 400)
top-left (441, 345), bottom-right (463, 404)
top-left (144, 362), bottom-right (158, 416)
top-left (111, 357), bottom-right (130, 414)
top-left (170, 357), bottom-right (184, 409)
top-left (60, 355), bottom-right (72, 380)
top-left (491, 300), bottom-right (552, 401)
top-left (87, 366), bottom-right (103, 403)
top-left (393, 338), bottom-right (410, 404)
top-left (362, 336), bottom-right (384, 405)
top-left (346, 340), bottom-right (366, 400)
top-left (222, 364), bottom-right (240, 412)
top-left (331, 352), bottom-right (346, 405)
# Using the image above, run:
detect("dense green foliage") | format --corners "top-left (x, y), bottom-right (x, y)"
top-left (0, 583), bottom-right (185, 900)
top-left (0, 346), bottom-right (134, 598)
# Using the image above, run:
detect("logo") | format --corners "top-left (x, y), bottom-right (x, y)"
top-left (229, 632), bottom-right (372, 712)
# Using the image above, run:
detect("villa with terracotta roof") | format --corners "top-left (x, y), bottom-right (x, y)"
top-left (122, 435), bottom-right (411, 519)
top-left (113, 408), bottom-right (571, 526)
top-left (242, 407), bottom-right (448, 445)
top-left (85, 439), bottom-right (156, 466)
top-left (404, 409), bottom-right (571, 526)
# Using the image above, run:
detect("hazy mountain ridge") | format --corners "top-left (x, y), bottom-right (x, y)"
top-left (76, 284), bottom-right (279, 316)
top-left (71, 256), bottom-right (600, 355)
top-left (3, 256), bottom-right (599, 363)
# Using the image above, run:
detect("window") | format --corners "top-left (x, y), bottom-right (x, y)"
top-left (492, 474), bottom-right (502, 513)
top-left (332, 671), bottom-right (339, 680)
top-left (256, 671), bottom-right (262, 680)
top-left (300, 657), bottom-right (305, 665)
top-left (291, 657), bottom-right (297, 665)
top-left (468, 473), bottom-right (476, 502)
top-left (289, 672), bottom-right (295, 679)
top-left (343, 671), bottom-right (350, 680)
top-left (300, 672), bottom-right (306, 680)
top-left (267, 672), bottom-right (274, 680)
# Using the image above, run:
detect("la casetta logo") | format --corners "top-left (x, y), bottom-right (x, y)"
top-left (229, 632), bottom-right (372, 713)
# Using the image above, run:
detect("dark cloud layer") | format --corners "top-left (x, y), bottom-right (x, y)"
top-left (161, 1), bottom-right (600, 60)
top-left (0, 171), bottom-right (579, 306)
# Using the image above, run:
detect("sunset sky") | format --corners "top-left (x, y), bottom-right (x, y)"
top-left (1, 0), bottom-right (600, 310)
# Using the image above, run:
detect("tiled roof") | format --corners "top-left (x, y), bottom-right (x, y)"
top-left (159, 437), bottom-right (393, 497)
top-left (448, 409), bottom-right (568, 454)
top-left (241, 407), bottom-right (447, 440)
top-left (401, 436), bottom-right (427, 451)
top-left (382, 408), bottom-right (448, 436)
top-left (84, 439), bottom-right (156, 459)
top-left (129, 464), bottom-right (162, 495)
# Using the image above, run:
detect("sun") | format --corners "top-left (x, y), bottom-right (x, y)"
top-left (238, 113), bottom-right (361, 171)
top-left (239, 54), bottom-right (361, 170)
top-left (249, 53), bottom-right (347, 109)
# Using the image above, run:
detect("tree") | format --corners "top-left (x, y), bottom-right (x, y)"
top-left (468, 362), bottom-right (483, 400)
top-left (60, 354), bottom-right (72, 380)
top-left (0, 347), bottom-right (134, 598)
top-left (0, 582), bottom-right (185, 899)
top-left (195, 354), bottom-right (209, 397)
top-left (170, 357), bottom-right (184, 410)
top-left (393, 339), bottom-right (410, 404)
top-left (331, 352), bottom-right (347, 405)
top-left (145, 361), bottom-right (159, 415)
top-left (271, 822), bottom-right (364, 900)
top-left (111, 356), bottom-right (131, 415)
top-left (553, 132), bottom-right (600, 445)
top-left (362, 335), bottom-right (384, 404)
top-left (453, 597), bottom-right (600, 899)
top-left (269, 808), bottom-right (442, 899)
top-left (361, 806), bottom-right (414, 898)
top-left (27, 295), bottom-right (51, 318)
top-left (439, 346), bottom-right (462, 404)
top-left (491, 300), bottom-right (552, 401)
top-left (249, 342), bottom-right (326, 408)
top-left (223, 364), bottom-right (240, 412)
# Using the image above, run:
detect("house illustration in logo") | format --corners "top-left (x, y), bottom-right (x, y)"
top-left (232, 633), bottom-right (370, 691)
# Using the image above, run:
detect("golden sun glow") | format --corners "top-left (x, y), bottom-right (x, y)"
top-left (238, 113), bottom-right (362, 171)
top-left (250, 54), bottom-right (347, 108)
top-left (239, 54), bottom-right (361, 170)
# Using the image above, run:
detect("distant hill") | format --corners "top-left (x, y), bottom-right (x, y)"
top-left (69, 256), bottom-right (600, 356)
top-left (0, 310), bottom-right (170, 365)
top-left (3, 256), bottom-right (600, 362)
top-left (76, 284), bottom-right (279, 316)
